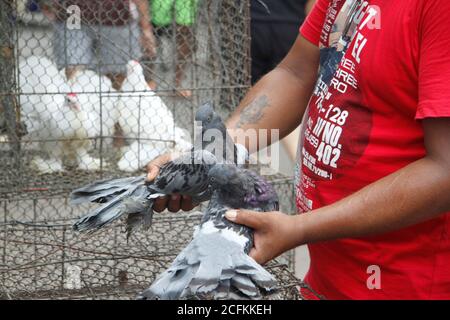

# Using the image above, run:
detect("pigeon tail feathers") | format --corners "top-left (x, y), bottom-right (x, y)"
top-left (137, 222), bottom-right (277, 300)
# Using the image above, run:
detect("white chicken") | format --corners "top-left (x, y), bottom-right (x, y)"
top-left (19, 56), bottom-right (98, 172)
top-left (65, 68), bottom-right (119, 145)
top-left (116, 60), bottom-right (191, 172)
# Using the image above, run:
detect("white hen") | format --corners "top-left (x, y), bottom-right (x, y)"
top-left (65, 68), bottom-right (119, 141)
top-left (117, 60), bottom-right (191, 172)
top-left (19, 56), bottom-right (97, 172)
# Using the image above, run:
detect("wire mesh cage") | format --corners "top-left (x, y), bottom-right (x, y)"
top-left (0, 0), bottom-right (310, 300)
top-left (1, 0), bottom-right (251, 176)
top-left (0, 174), bottom-right (306, 300)
top-left (0, 210), bottom-right (322, 300)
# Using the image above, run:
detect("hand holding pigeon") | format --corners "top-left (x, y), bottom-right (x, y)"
top-left (225, 209), bottom-right (299, 265)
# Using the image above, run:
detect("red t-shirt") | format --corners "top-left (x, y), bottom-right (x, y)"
top-left (296, 0), bottom-right (450, 299)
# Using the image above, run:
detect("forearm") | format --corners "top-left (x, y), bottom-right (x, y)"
top-left (291, 156), bottom-right (450, 247)
top-left (227, 68), bottom-right (314, 153)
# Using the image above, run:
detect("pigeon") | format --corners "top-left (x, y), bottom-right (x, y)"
top-left (137, 163), bottom-right (279, 300)
top-left (116, 60), bottom-right (190, 171)
top-left (18, 56), bottom-right (93, 172)
top-left (71, 102), bottom-right (248, 236)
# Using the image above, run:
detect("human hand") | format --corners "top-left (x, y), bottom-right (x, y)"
top-left (146, 153), bottom-right (198, 213)
top-left (225, 209), bottom-right (302, 264)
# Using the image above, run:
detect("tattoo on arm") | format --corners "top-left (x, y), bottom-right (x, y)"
top-left (236, 95), bottom-right (269, 128)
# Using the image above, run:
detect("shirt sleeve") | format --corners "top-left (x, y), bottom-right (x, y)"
top-left (416, 0), bottom-right (450, 119)
top-left (299, 0), bottom-right (330, 46)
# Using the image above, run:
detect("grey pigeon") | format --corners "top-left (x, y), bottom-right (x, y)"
top-left (71, 102), bottom-right (248, 237)
top-left (138, 163), bottom-right (279, 300)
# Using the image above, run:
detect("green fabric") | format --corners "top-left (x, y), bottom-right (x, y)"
top-left (151, 0), bottom-right (199, 27)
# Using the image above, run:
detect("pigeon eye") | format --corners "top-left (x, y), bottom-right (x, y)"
top-left (207, 116), bottom-right (212, 122)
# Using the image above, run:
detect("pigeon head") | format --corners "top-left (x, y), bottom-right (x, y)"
top-left (195, 102), bottom-right (224, 133)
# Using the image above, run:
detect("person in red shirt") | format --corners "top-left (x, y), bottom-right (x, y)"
top-left (146, 0), bottom-right (450, 299)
